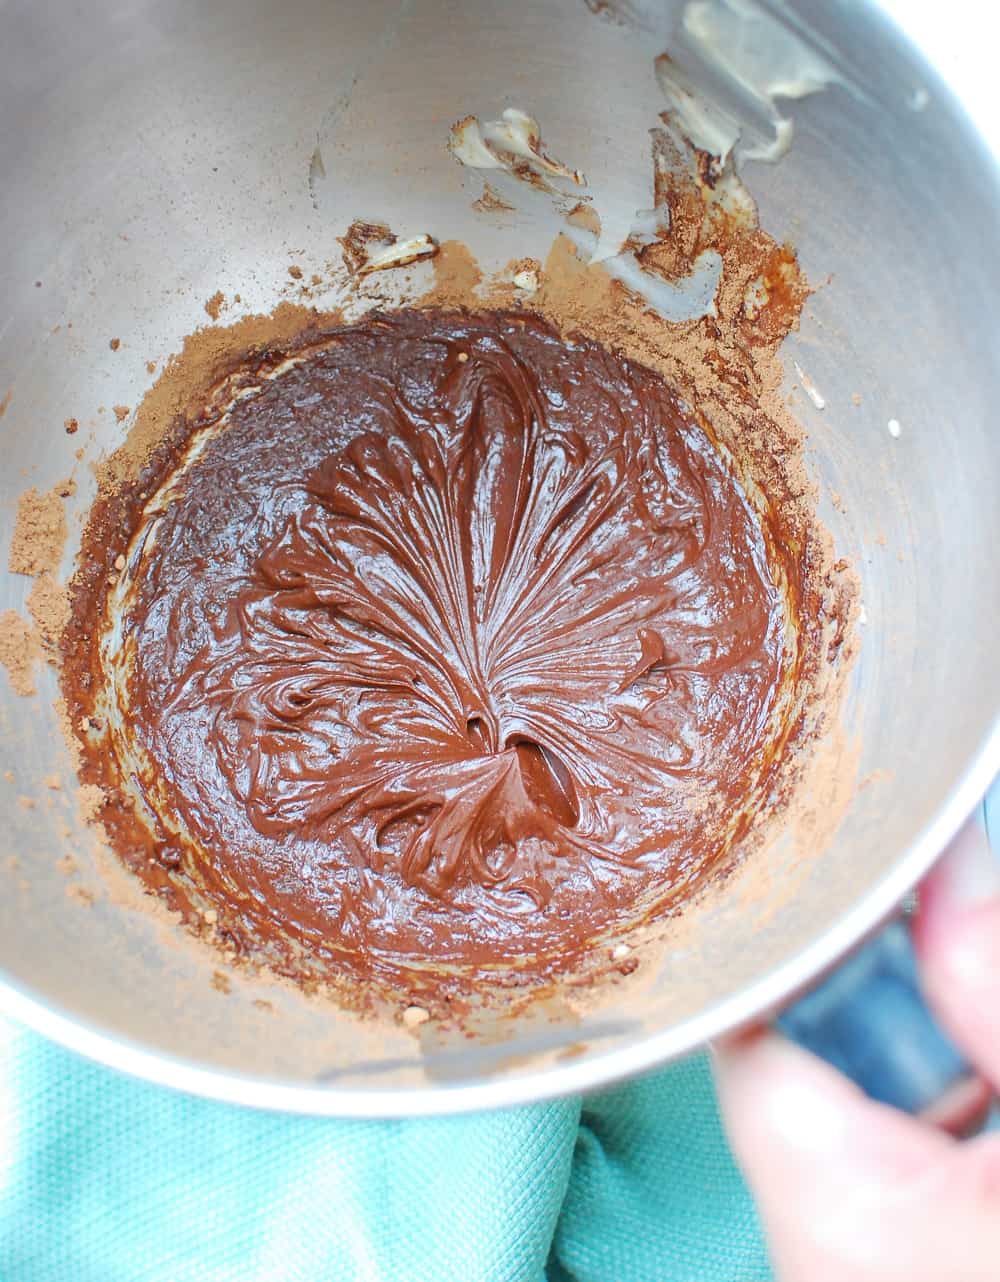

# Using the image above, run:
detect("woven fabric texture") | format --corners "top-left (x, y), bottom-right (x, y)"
top-left (0, 1027), bottom-right (766, 1282)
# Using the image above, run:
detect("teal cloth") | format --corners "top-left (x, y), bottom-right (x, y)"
top-left (0, 1019), bottom-right (768, 1281)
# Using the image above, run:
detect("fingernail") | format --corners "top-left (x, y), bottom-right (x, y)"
top-left (919, 1072), bottom-right (993, 1138)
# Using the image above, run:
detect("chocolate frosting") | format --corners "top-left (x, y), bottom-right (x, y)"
top-left (101, 309), bottom-right (799, 986)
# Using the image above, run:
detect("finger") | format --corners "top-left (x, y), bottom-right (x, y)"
top-left (918, 1070), bottom-right (994, 1138)
top-left (714, 1031), bottom-right (950, 1282)
top-left (715, 1029), bottom-right (951, 1198)
top-left (912, 817), bottom-right (1000, 1087)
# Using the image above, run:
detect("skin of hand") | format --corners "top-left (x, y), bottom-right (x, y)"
top-left (714, 819), bottom-right (1000, 1282)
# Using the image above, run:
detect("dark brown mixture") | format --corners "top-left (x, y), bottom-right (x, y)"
top-left (62, 308), bottom-right (813, 994)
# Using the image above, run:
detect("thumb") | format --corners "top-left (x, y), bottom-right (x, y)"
top-left (912, 817), bottom-right (1000, 1087)
top-left (714, 1031), bottom-right (1000, 1282)
top-left (714, 1030), bottom-right (949, 1225)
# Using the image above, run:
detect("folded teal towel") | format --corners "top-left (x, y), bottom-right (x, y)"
top-left (10, 784), bottom-right (996, 1279)
top-left (0, 1025), bottom-right (767, 1281)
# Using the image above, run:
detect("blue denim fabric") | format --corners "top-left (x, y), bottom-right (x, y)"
top-left (780, 778), bottom-right (1000, 1115)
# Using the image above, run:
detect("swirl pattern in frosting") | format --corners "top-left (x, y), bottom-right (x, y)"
top-left (98, 309), bottom-right (802, 985)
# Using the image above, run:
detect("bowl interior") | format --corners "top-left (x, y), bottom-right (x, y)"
top-left (1, 0), bottom-right (998, 1113)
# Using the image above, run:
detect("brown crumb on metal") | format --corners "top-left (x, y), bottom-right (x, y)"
top-left (113, 404), bottom-right (130, 423)
top-left (27, 571), bottom-right (70, 654)
top-left (288, 265), bottom-right (303, 280)
top-left (338, 221), bottom-right (438, 277)
top-left (472, 182), bottom-right (516, 214)
top-left (204, 291), bottom-right (225, 321)
top-left (8, 486), bottom-right (68, 577)
top-left (64, 418), bottom-right (79, 435)
top-left (109, 337), bottom-right (121, 351)
top-left (338, 221), bottom-right (393, 275)
top-left (0, 611), bottom-right (39, 696)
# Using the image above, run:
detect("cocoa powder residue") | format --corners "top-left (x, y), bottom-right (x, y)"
top-left (472, 182), bottom-right (516, 214)
top-left (421, 241), bottom-right (484, 307)
top-left (92, 301), bottom-right (336, 495)
top-left (8, 487), bottom-right (68, 577)
top-left (27, 572), bottom-right (70, 654)
top-left (0, 611), bottom-right (39, 696)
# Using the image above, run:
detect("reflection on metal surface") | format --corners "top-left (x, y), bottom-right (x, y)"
top-left (657, 0), bottom-right (843, 166)
top-left (0, 0), bottom-right (999, 1114)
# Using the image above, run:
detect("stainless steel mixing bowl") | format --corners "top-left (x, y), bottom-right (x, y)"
top-left (1, 0), bottom-right (998, 1115)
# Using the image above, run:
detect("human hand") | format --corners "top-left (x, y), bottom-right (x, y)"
top-left (714, 819), bottom-right (1000, 1282)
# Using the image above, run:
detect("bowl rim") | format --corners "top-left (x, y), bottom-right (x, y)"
top-left (2, 0), bottom-right (999, 1115)
top-left (1, 716), bottom-right (996, 1116)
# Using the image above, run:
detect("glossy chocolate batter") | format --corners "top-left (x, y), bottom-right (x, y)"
top-left (75, 309), bottom-right (806, 991)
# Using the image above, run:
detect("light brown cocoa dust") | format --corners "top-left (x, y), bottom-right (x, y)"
top-left (91, 301), bottom-right (331, 495)
top-left (8, 487), bottom-right (68, 578)
top-left (472, 182), bottom-right (516, 214)
top-left (204, 292), bottom-right (225, 321)
top-left (0, 611), bottom-right (39, 695)
top-left (27, 572), bottom-right (70, 654)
